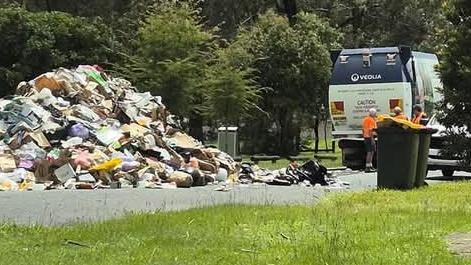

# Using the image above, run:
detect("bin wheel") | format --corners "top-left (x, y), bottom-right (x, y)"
top-left (442, 169), bottom-right (455, 177)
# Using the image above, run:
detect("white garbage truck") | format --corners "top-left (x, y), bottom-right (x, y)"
top-left (328, 46), bottom-right (443, 170)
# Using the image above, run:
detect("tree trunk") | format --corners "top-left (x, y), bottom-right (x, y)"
top-left (278, 109), bottom-right (297, 156)
top-left (45, 0), bottom-right (51, 11)
top-left (314, 115), bottom-right (319, 153)
top-left (188, 112), bottom-right (204, 142)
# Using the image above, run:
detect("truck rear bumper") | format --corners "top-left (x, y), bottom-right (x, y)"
top-left (338, 138), bottom-right (372, 170)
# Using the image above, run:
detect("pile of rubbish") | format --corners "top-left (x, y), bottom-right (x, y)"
top-left (0, 65), bottom-right (239, 191)
top-left (239, 160), bottom-right (330, 186)
top-left (0, 65), bottom-right (337, 192)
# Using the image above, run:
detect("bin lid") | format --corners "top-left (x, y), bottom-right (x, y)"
top-left (218, 126), bottom-right (238, 132)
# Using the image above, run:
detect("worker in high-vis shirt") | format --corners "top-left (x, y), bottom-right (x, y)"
top-left (412, 105), bottom-right (427, 125)
top-left (362, 108), bottom-right (377, 173)
top-left (393, 106), bottom-right (408, 120)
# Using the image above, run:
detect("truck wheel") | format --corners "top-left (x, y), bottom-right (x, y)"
top-left (442, 169), bottom-right (454, 177)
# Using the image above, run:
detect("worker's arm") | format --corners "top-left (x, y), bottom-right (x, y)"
top-left (371, 127), bottom-right (377, 137)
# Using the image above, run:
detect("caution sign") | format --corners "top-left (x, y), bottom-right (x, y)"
top-left (330, 101), bottom-right (347, 122)
top-left (389, 98), bottom-right (404, 113)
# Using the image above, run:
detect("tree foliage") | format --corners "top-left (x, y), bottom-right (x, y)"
top-left (0, 7), bottom-right (112, 96)
top-left (0, 0), bottom-right (454, 154)
top-left (226, 10), bottom-right (341, 154)
top-left (120, 1), bottom-right (263, 134)
top-left (202, 61), bottom-right (262, 125)
top-left (437, 0), bottom-right (471, 162)
top-left (118, 2), bottom-right (215, 118)
top-left (200, 0), bottom-right (272, 39)
top-left (0, 0), bottom-right (130, 17)
top-left (298, 0), bottom-right (445, 50)
top-left (3, 0), bottom-right (446, 51)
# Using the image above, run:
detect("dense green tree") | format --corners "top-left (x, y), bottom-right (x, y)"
top-left (0, 7), bottom-right (112, 95)
top-left (0, 0), bottom-right (158, 56)
top-left (0, 0), bottom-right (130, 17)
top-left (298, 0), bottom-right (445, 50)
top-left (201, 56), bottom-right (263, 154)
top-left (5, 0), bottom-right (273, 40)
top-left (2, 0), bottom-right (446, 51)
top-left (202, 60), bottom-right (262, 126)
top-left (200, 0), bottom-right (272, 39)
top-left (437, 0), bottom-right (471, 162)
top-left (226, 10), bottom-right (342, 154)
top-left (118, 1), bottom-right (218, 140)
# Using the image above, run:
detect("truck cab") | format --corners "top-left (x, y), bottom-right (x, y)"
top-left (328, 47), bottom-right (442, 169)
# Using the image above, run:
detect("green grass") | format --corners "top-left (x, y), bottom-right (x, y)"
top-left (3, 183), bottom-right (471, 264)
top-left (240, 139), bottom-right (343, 170)
top-left (246, 149), bottom-right (342, 170)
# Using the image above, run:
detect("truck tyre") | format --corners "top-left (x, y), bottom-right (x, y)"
top-left (442, 169), bottom-right (454, 177)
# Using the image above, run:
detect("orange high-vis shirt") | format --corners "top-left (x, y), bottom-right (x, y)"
top-left (362, 116), bottom-right (377, 138)
top-left (412, 112), bottom-right (426, 124)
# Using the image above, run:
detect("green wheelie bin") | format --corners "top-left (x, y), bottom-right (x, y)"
top-left (377, 126), bottom-right (420, 190)
top-left (415, 128), bottom-right (438, 188)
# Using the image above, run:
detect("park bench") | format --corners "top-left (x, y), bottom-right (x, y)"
top-left (314, 154), bottom-right (337, 161)
top-left (287, 155), bottom-right (311, 162)
top-left (250, 155), bottom-right (281, 164)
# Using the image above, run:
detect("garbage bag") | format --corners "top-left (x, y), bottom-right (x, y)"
top-left (18, 159), bottom-right (34, 170)
top-left (112, 151), bottom-right (140, 171)
top-left (0, 168), bottom-right (29, 183)
top-left (168, 171), bottom-right (193, 188)
top-left (190, 170), bottom-right (206, 186)
top-left (15, 142), bottom-right (47, 160)
top-left (33, 88), bottom-right (57, 106)
top-left (96, 126), bottom-right (123, 146)
top-left (297, 160), bottom-right (328, 185)
top-left (239, 163), bottom-right (255, 181)
top-left (267, 178), bottom-right (292, 186)
top-left (68, 123), bottom-right (90, 139)
top-left (216, 168), bottom-right (228, 182)
top-left (61, 137), bottom-right (83, 148)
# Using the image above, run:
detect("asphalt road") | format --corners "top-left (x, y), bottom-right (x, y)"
top-left (0, 184), bottom-right (326, 226)
top-left (0, 170), bottom-right (468, 226)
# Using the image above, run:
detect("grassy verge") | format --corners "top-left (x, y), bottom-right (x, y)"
top-left (3, 183), bottom-right (471, 264)
top-left (243, 141), bottom-right (343, 170)
top-left (251, 152), bottom-right (342, 170)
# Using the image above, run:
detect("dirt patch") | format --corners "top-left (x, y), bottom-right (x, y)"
top-left (446, 233), bottom-right (471, 257)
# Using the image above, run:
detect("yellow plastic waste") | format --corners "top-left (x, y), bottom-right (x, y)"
top-left (377, 115), bottom-right (424, 131)
top-left (90, 158), bottom-right (122, 172)
top-left (19, 181), bottom-right (33, 191)
top-left (228, 173), bottom-right (239, 183)
top-left (137, 117), bottom-right (152, 127)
